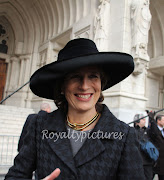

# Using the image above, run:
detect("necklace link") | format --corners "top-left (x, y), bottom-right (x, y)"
top-left (67, 112), bottom-right (100, 131)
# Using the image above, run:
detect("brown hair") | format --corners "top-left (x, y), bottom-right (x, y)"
top-left (53, 67), bottom-right (108, 113)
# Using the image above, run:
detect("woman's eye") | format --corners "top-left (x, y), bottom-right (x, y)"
top-left (70, 74), bottom-right (80, 79)
top-left (89, 74), bottom-right (99, 78)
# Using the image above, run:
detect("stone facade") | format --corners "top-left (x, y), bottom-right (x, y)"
top-left (0, 0), bottom-right (164, 123)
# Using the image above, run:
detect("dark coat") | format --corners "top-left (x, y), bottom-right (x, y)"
top-left (147, 121), bottom-right (164, 175)
top-left (134, 126), bottom-right (153, 165)
top-left (18, 111), bottom-right (47, 151)
top-left (18, 113), bottom-right (36, 151)
top-left (5, 105), bottom-right (145, 180)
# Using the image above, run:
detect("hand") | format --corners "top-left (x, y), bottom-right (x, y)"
top-left (147, 111), bottom-right (156, 123)
top-left (43, 168), bottom-right (61, 180)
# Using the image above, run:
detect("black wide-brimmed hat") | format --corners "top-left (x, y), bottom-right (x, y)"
top-left (30, 38), bottom-right (134, 99)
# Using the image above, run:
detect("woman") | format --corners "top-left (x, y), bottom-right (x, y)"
top-left (5, 38), bottom-right (145, 180)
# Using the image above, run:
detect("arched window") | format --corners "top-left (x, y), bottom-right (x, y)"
top-left (0, 24), bottom-right (8, 54)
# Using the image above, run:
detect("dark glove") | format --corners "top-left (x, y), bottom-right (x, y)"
top-left (146, 110), bottom-right (156, 123)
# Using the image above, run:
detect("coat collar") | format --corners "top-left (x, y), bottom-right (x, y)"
top-left (73, 105), bottom-right (128, 167)
top-left (42, 105), bottom-right (128, 174)
top-left (45, 105), bottom-right (125, 133)
top-left (42, 110), bottom-right (78, 175)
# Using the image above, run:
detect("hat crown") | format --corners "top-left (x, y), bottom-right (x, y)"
top-left (30, 38), bottom-right (134, 100)
top-left (58, 38), bottom-right (99, 61)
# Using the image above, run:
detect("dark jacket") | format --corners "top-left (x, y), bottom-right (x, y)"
top-left (147, 121), bottom-right (164, 175)
top-left (134, 126), bottom-right (153, 165)
top-left (18, 114), bottom-right (36, 151)
top-left (5, 105), bottom-right (145, 180)
top-left (18, 111), bottom-right (47, 151)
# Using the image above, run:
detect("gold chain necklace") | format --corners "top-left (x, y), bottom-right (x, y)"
top-left (67, 112), bottom-right (100, 131)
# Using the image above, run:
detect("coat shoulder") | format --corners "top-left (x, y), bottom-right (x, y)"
top-left (102, 104), bottom-right (130, 134)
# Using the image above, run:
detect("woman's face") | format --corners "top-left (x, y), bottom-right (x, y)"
top-left (63, 66), bottom-right (101, 113)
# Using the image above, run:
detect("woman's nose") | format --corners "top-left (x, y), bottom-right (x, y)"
top-left (80, 77), bottom-right (90, 90)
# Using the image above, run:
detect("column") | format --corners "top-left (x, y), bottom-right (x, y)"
top-left (18, 56), bottom-right (25, 87)
top-left (9, 57), bottom-right (19, 90)
top-left (24, 55), bottom-right (31, 84)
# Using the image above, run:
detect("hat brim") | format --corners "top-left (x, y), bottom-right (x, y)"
top-left (30, 52), bottom-right (134, 99)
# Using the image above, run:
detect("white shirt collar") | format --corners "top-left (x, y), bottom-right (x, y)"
top-left (158, 125), bottom-right (164, 137)
top-left (157, 125), bottom-right (163, 131)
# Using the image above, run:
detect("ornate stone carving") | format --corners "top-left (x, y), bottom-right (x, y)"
top-left (94, 0), bottom-right (110, 51)
top-left (75, 27), bottom-right (90, 39)
top-left (38, 49), bottom-right (47, 68)
top-left (131, 0), bottom-right (152, 60)
top-left (0, 24), bottom-right (8, 54)
top-left (133, 59), bottom-right (143, 75)
top-left (133, 58), bottom-right (149, 76)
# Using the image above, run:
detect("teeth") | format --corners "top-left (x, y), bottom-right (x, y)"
top-left (77, 94), bottom-right (91, 99)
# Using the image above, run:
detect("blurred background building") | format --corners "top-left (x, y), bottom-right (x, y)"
top-left (0, 0), bottom-right (163, 178)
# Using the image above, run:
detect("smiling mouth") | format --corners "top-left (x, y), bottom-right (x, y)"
top-left (75, 94), bottom-right (93, 99)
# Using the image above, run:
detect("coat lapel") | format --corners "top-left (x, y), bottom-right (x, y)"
top-left (42, 105), bottom-right (123, 172)
top-left (43, 110), bottom-right (77, 176)
top-left (74, 132), bottom-right (106, 167)
top-left (74, 106), bottom-right (117, 167)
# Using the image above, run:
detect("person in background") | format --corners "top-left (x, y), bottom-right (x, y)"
top-left (134, 113), bottom-right (153, 180)
top-left (5, 38), bottom-right (145, 180)
top-left (40, 103), bottom-right (51, 113)
top-left (148, 114), bottom-right (164, 180)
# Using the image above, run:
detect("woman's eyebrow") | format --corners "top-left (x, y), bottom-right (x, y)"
top-left (89, 71), bottom-right (100, 74)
